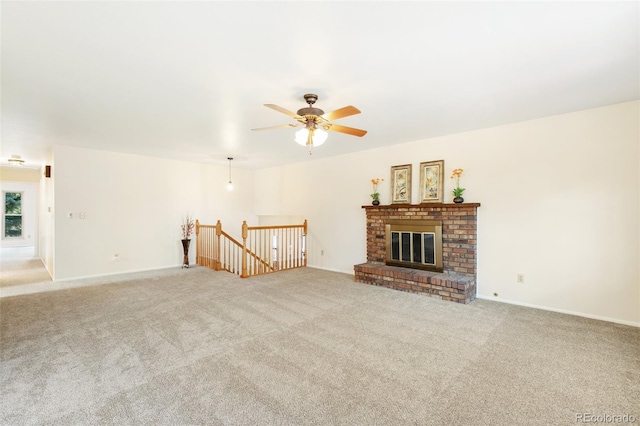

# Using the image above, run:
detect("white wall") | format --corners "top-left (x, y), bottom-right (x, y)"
top-left (258, 215), bottom-right (305, 226)
top-left (254, 101), bottom-right (640, 325)
top-left (53, 145), bottom-right (256, 280)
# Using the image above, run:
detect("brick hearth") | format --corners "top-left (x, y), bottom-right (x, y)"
top-left (354, 203), bottom-right (480, 304)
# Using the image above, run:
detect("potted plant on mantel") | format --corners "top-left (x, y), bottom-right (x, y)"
top-left (450, 168), bottom-right (465, 203)
top-left (181, 214), bottom-right (195, 268)
top-left (371, 177), bottom-right (384, 205)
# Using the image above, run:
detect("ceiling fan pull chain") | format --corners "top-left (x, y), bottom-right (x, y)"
top-left (307, 128), bottom-right (315, 147)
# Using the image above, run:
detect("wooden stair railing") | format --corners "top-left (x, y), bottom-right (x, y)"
top-left (196, 219), bottom-right (307, 278)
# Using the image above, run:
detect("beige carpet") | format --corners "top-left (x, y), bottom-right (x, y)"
top-left (0, 247), bottom-right (51, 289)
top-left (1, 267), bottom-right (638, 425)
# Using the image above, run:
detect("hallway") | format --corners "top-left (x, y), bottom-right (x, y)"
top-left (0, 246), bottom-right (53, 298)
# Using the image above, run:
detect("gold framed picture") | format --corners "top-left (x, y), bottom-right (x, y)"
top-left (390, 164), bottom-right (412, 204)
top-left (419, 160), bottom-right (444, 203)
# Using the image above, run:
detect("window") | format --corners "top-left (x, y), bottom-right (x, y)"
top-left (4, 192), bottom-right (23, 238)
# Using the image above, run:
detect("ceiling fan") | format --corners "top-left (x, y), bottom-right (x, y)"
top-left (252, 94), bottom-right (367, 150)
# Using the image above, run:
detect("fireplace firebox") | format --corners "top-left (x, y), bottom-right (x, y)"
top-left (385, 220), bottom-right (443, 272)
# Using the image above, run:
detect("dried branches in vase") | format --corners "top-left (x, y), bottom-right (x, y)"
top-left (181, 214), bottom-right (195, 240)
top-left (180, 214), bottom-right (195, 269)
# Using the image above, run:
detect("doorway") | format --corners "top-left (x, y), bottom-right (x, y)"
top-left (0, 180), bottom-right (50, 296)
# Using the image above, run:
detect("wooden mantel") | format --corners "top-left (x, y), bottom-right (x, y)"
top-left (362, 203), bottom-right (481, 209)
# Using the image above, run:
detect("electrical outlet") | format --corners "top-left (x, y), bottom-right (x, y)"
top-left (517, 274), bottom-right (525, 283)
top-left (112, 254), bottom-right (120, 262)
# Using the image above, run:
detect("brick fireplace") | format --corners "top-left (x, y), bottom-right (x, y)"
top-left (354, 203), bottom-right (480, 304)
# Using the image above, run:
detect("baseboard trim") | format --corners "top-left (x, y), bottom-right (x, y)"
top-left (476, 295), bottom-right (639, 328)
top-left (53, 265), bottom-right (183, 282)
top-left (306, 264), bottom-right (353, 275)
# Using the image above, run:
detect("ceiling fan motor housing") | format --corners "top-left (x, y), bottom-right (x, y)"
top-left (297, 93), bottom-right (324, 117)
top-left (297, 94), bottom-right (324, 117)
top-left (297, 107), bottom-right (325, 117)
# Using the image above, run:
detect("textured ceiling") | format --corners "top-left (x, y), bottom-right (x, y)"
top-left (1, 1), bottom-right (638, 170)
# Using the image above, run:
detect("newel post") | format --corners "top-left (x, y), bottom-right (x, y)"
top-left (303, 219), bottom-right (308, 267)
top-left (215, 220), bottom-right (222, 271)
top-left (241, 221), bottom-right (248, 278)
top-left (195, 220), bottom-right (200, 264)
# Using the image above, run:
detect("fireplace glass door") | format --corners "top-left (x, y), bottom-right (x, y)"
top-left (391, 232), bottom-right (436, 266)
top-left (385, 220), bottom-right (443, 272)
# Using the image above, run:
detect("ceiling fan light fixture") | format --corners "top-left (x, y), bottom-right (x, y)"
top-left (312, 129), bottom-right (328, 147)
top-left (294, 128), bottom-right (328, 147)
top-left (294, 128), bottom-right (309, 146)
top-left (8, 155), bottom-right (25, 166)
top-left (227, 157), bottom-right (234, 191)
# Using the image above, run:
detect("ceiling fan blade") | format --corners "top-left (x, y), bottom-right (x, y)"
top-left (264, 104), bottom-right (303, 119)
top-left (251, 123), bottom-right (299, 131)
top-left (323, 123), bottom-right (367, 137)
top-left (320, 105), bottom-right (361, 122)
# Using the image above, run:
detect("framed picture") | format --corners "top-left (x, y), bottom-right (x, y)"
top-left (419, 160), bottom-right (444, 203)
top-left (390, 164), bottom-right (412, 204)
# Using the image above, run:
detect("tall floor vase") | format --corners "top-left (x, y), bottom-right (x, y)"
top-left (182, 239), bottom-right (191, 268)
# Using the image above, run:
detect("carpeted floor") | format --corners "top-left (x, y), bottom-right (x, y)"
top-left (0, 266), bottom-right (638, 425)
top-left (0, 247), bottom-right (51, 290)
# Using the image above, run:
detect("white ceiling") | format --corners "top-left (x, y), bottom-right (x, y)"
top-left (2, 1), bottom-right (638, 170)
